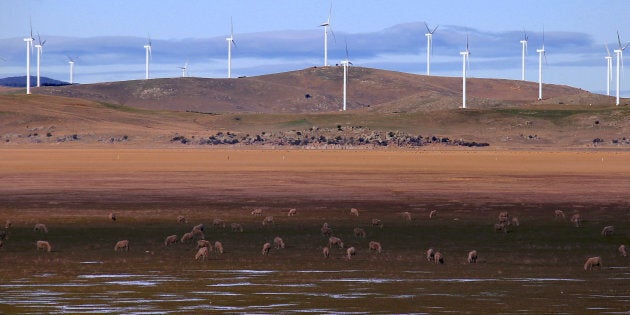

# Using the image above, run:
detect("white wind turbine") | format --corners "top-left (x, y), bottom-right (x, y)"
top-left (605, 44), bottom-right (613, 96)
top-left (460, 35), bottom-right (470, 109)
top-left (178, 61), bottom-right (189, 77)
top-left (424, 22), bottom-right (438, 76)
top-left (23, 24), bottom-right (34, 94)
top-left (67, 56), bottom-right (76, 84)
top-left (536, 29), bottom-right (547, 100)
top-left (226, 17), bottom-right (236, 78)
top-left (143, 37), bottom-right (152, 80)
top-left (35, 33), bottom-right (46, 87)
top-left (340, 41), bottom-right (352, 111)
top-left (614, 31), bottom-right (629, 106)
top-left (320, 1), bottom-right (334, 67)
top-left (520, 30), bottom-right (528, 81)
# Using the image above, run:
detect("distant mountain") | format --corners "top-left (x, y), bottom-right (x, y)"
top-left (0, 76), bottom-right (70, 87)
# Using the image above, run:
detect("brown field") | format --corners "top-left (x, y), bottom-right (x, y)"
top-left (1, 149), bottom-right (629, 313)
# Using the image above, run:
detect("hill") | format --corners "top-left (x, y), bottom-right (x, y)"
top-left (0, 76), bottom-right (69, 87)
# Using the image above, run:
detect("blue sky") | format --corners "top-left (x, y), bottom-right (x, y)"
top-left (1, 0), bottom-right (629, 96)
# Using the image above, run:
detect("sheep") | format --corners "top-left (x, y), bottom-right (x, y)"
top-left (180, 232), bottom-right (194, 243)
top-left (350, 208), bottom-right (359, 217)
top-left (5, 219), bottom-right (12, 228)
top-left (434, 252), bottom-right (444, 264)
top-left (371, 219), bottom-right (383, 229)
top-left (191, 225), bottom-right (205, 239)
top-left (262, 242), bottom-right (272, 255)
top-left (114, 240), bottom-right (129, 251)
top-left (192, 223), bottom-right (204, 232)
top-left (584, 256), bottom-right (602, 271)
top-left (353, 227), bottom-right (366, 238)
top-left (570, 213), bottom-right (582, 227)
top-left (33, 223), bottom-right (48, 233)
top-left (467, 250), bottom-right (478, 263)
top-left (251, 208), bottom-right (263, 216)
top-left (177, 215), bottom-right (187, 224)
top-left (164, 234), bottom-right (178, 246)
top-left (273, 236), bottom-right (285, 249)
top-left (212, 218), bottom-right (226, 229)
top-left (197, 240), bottom-right (212, 249)
top-left (619, 244), bottom-right (627, 257)
top-left (323, 246), bottom-right (330, 258)
top-left (230, 223), bottom-right (244, 232)
top-left (554, 209), bottom-right (566, 220)
top-left (328, 236), bottom-right (344, 249)
top-left (426, 248), bottom-right (435, 262)
top-left (108, 212), bottom-right (116, 221)
top-left (368, 241), bottom-right (382, 254)
top-left (511, 217), bottom-right (520, 227)
top-left (494, 222), bottom-right (508, 233)
top-left (401, 211), bottom-right (412, 221)
top-left (214, 241), bottom-right (224, 254)
top-left (498, 211), bottom-right (509, 224)
top-left (346, 246), bottom-right (356, 260)
top-left (601, 226), bottom-right (614, 236)
top-left (195, 246), bottom-right (209, 261)
top-left (322, 222), bottom-right (330, 229)
top-left (36, 240), bottom-right (51, 252)
top-left (288, 208), bottom-right (297, 216)
top-left (262, 216), bottom-right (274, 226)
top-left (429, 209), bottom-right (438, 219)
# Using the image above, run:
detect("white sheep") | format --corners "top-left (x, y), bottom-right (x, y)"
top-left (212, 218), bottom-right (226, 228)
top-left (36, 240), bottom-right (51, 252)
top-left (429, 209), bottom-right (438, 219)
top-left (511, 217), bottom-right (520, 227)
top-left (368, 241), bottom-right (382, 254)
top-left (328, 236), bottom-right (344, 249)
top-left (288, 208), bottom-right (297, 216)
top-left (108, 212), bottom-right (116, 221)
top-left (371, 219), bottom-right (383, 229)
top-left (230, 223), bottom-right (244, 232)
top-left (346, 246), bottom-right (356, 260)
top-left (197, 239), bottom-right (212, 249)
top-left (262, 242), bottom-right (272, 255)
top-left (177, 215), bottom-right (187, 224)
top-left (570, 213), bottom-right (581, 227)
top-left (4, 219), bottom-right (11, 229)
top-left (619, 244), bottom-right (627, 257)
top-left (353, 227), bottom-right (366, 238)
top-left (164, 235), bottom-right (178, 246)
top-left (426, 248), bottom-right (435, 262)
top-left (191, 226), bottom-right (205, 240)
top-left (401, 211), bottom-right (412, 221)
top-left (195, 246), bottom-right (209, 261)
top-left (214, 241), bottom-right (224, 254)
top-left (467, 250), bottom-right (478, 263)
top-left (584, 256), bottom-right (602, 271)
top-left (350, 208), bottom-right (359, 217)
top-left (180, 232), bottom-right (194, 243)
top-left (33, 223), bottom-right (48, 233)
top-left (323, 246), bottom-right (330, 258)
top-left (273, 236), bottom-right (285, 249)
top-left (554, 209), bottom-right (566, 220)
top-left (601, 226), bottom-right (614, 236)
top-left (251, 208), bottom-right (263, 216)
top-left (498, 211), bottom-right (509, 224)
top-left (321, 226), bottom-right (333, 236)
top-left (114, 240), bottom-right (129, 251)
top-left (434, 251), bottom-right (444, 264)
top-left (262, 216), bottom-right (274, 226)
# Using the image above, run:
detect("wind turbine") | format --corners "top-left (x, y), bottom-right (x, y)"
top-left (67, 56), bottom-right (76, 84)
top-left (536, 28), bottom-right (547, 100)
top-left (143, 37), bottom-right (152, 80)
top-left (320, 1), bottom-right (334, 67)
top-left (178, 61), bottom-right (189, 77)
top-left (520, 30), bottom-right (528, 81)
top-left (24, 23), bottom-right (34, 94)
top-left (460, 35), bottom-right (470, 109)
top-left (340, 41), bottom-right (352, 111)
top-left (424, 22), bottom-right (438, 76)
top-left (226, 17), bottom-right (236, 78)
top-left (35, 33), bottom-right (46, 87)
top-left (614, 31), bottom-right (629, 106)
top-left (605, 44), bottom-right (613, 96)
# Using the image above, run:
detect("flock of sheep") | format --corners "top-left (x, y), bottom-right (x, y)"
top-left (1, 207), bottom-right (625, 271)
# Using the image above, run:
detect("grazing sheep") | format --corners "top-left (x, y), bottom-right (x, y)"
top-left (323, 246), bottom-right (330, 258)
top-left (36, 240), bottom-right (51, 252)
top-left (320, 226), bottom-right (333, 236)
top-left (353, 227), bottom-right (366, 238)
top-left (467, 250), bottom-right (478, 263)
top-left (601, 225), bottom-right (615, 236)
top-left (511, 217), bottom-right (520, 227)
top-left (429, 209), bottom-right (438, 219)
top-left (350, 208), bottom-right (359, 217)
top-left (434, 252), bottom-right (444, 264)
top-left (262, 242), bottom-right (272, 255)
top-left (192, 223), bottom-right (205, 232)
top-left (5, 219), bottom-right (12, 228)
top-left (498, 211), bottom-right (510, 224)
top-left (195, 246), bottom-right (209, 261)
top-left (108, 212), bottom-right (116, 221)
top-left (426, 248), bottom-right (435, 262)
top-left (114, 240), bottom-right (129, 251)
top-left (230, 223), bottom-right (244, 232)
top-left (164, 235), bottom-right (178, 246)
top-left (322, 222), bottom-right (330, 229)
top-left (619, 244), bottom-right (627, 257)
top-left (584, 256), bottom-right (602, 271)
top-left (328, 236), bottom-right (344, 249)
top-left (214, 241), bottom-right (224, 254)
top-left (346, 247), bottom-right (356, 260)
top-left (554, 209), bottom-right (566, 220)
top-left (177, 215), bottom-right (187, 224)
top-left (197, 240), bottom-right (212, 249)
top-left (212, 218), bottom-right (226, 229)
top-left (262, 216), bottom-right (274, 226)
top-left (570, 213), bottom-right (582, 227)
top-left (191, 225), bottom-right (205, 239)
top-left (288, 208), bottom-right (297, 216)
top-left (33, 223), bottom-right (48, 233)
top-left (251, 208), bottom-right (263, 216)
top-left (180, 232), bottom-right (194, 243)
top-left (368, 241), bottom-right (382, 254)
top-left (401, 211), bottom-right (412, 221)
top-left (273, 236), bottom-right (285, 249)
top-left (371, 219), bottom-right (383, 229)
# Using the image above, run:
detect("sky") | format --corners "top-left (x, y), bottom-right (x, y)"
top-left (1, 0), bottom-right (630, 96)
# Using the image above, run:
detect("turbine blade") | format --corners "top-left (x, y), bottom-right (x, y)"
top-left (432, 25), bottom-right (439, 34)
top-left (230, 17), bottom-right (234, 37)
top-left (345, 39), bottom-right (349, 60)
top-left (424, 22), bottom-right (431, 33)
top-left (618, 31), bottom-right (623, 49)
top-left (606, 44), bottom-right (611, 56)
top-left (329, 25), bottom-right (336, 43)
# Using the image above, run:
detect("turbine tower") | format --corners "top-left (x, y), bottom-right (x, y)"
top-left (24, 26), bottom-right (34, 94)
top-left (520, 30), bottom-right (528, 81)
top-left (460, 36), bottom-right (470, 109)
top-left (143, 37), bottom-right (152, 80)
top-left (67, 56), bottom-right (75, 84)
top-left (614, 31), bottom-right (629, 106)
top-left (226, 17), bottom-right (236, 78)
top-left (35, 33), bottom-right (46, 87)
top-left (536, 29), bottom-right (546, 100)
top-left (424, 22), bottom-right (438, 76)
top-left (320, 1), bottom-right (334, 67)
top-left (340, 41), bottom-right (352, 111)
top-left (605, 44), bottom-right (613, 96)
